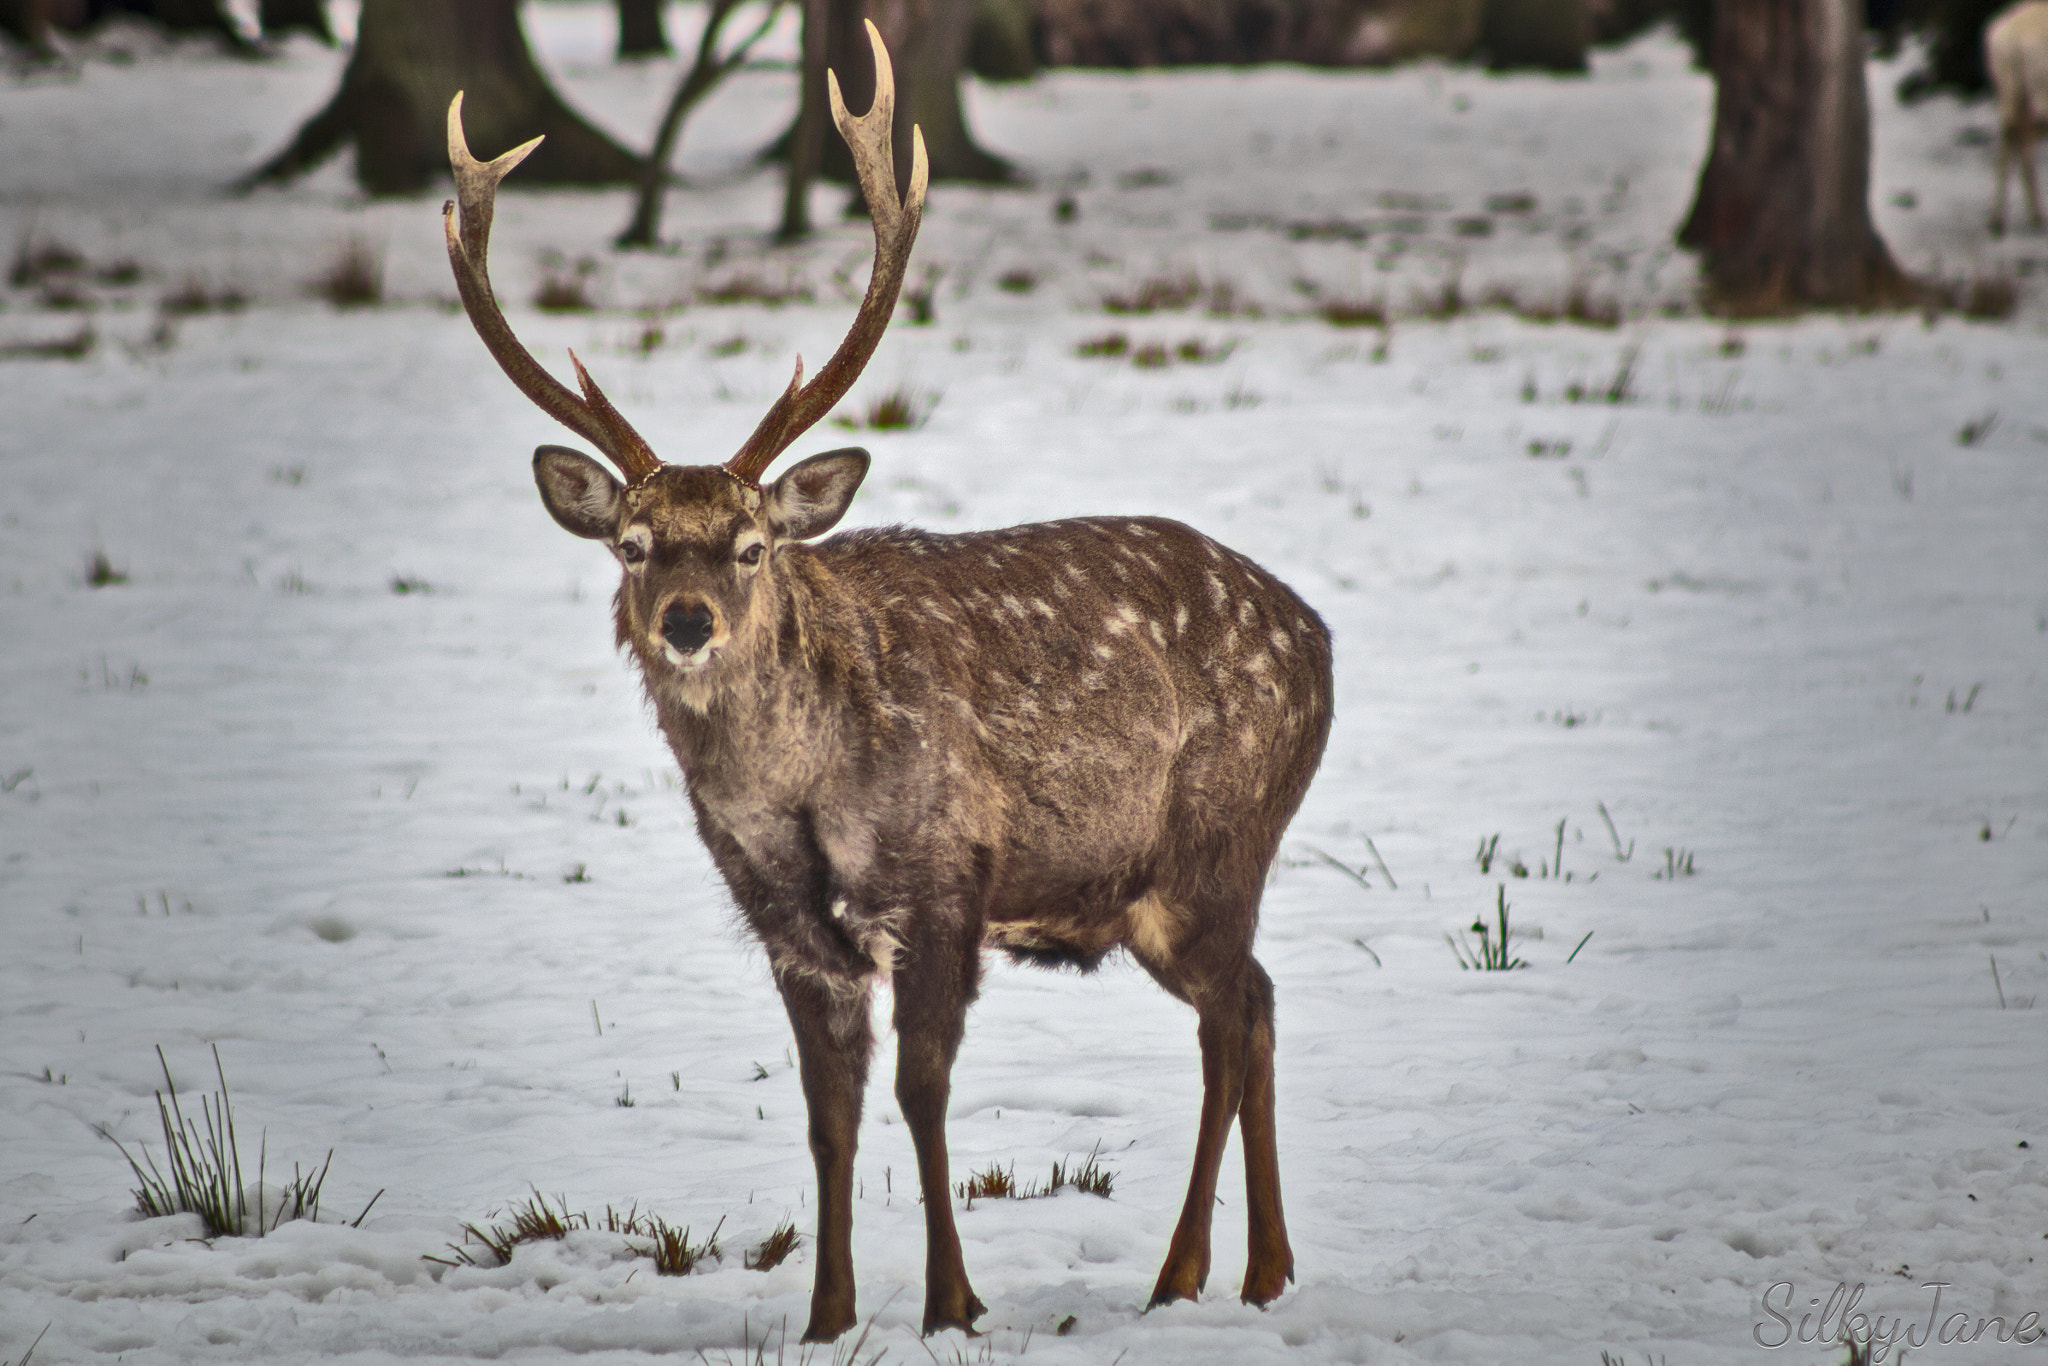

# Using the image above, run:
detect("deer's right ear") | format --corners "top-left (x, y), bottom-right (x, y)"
top-left (534, 446), bottom-right (624, 540)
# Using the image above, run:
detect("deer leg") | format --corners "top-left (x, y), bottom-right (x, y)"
top-left (891, 926), bottom-right (986, 1336)
top-left (1992, 130), bottom-right (2012, 236)
top-left (1149, 979), bottom-right (1250, 1308)
top-left (1237, 960), bottom-right (1294, 1306)
top-left (777, 968), bottom-right (873, 1344)
top-left (2020, 123), bottom-right (2047, 230)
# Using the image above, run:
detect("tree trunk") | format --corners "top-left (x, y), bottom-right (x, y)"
top-left (0, 0), bottom-right (59, 58)
top-left (1678, 0), bottom-right (1914, 313)
top-left (967, 0), bottom-right (1035, 79)
top-left (245, 0), bottom-right (642, 195)
top-left (820, 0), bottom-right (1010, 186)
top-left (259, 0), bottom-right (333, 43)
top-left (616, 0), bottom-right (667, 56)
top-left (778, 0), bottom-right (833, 239)
top-left (1481, 0), bottom-right (1587, 71)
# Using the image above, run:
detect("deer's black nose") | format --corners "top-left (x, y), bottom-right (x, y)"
top-left (662, 602), bottom-right (715, 655)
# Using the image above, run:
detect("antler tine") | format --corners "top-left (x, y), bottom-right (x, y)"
top-left (725, 21), bottom-right (929, 485)
top-left (444, 93), bottom-right (662, 484)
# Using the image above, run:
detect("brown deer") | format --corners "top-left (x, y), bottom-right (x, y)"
top-left (442, 23), bottom-right (1331, 1341)
top-left (1989, 0), bottom-right (2048, 235)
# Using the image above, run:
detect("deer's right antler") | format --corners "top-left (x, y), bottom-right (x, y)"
top-left (723, 20), bottom-right (929, 485)
top-left (444, 94), bottom-right (662, 484)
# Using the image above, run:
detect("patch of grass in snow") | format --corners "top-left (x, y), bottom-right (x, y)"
top-left (745, 1218), bottom-right (799, 1270)
top-left (158, 275), bottom-right (246, 317)
top-left (697, 272), bottom-right (813, 307)
top-left (902, 265), bottom-right (942, 325)
top-left (1652, 847), bottom-right (1697, 880)
top-left (1943, 271), bottom-right (2019, 322)
top-left (956, 1145), bottom-right (1114, 1208)
top-left (86, 550), bottom-right (127, 587)
top-left (1100, 271), bottom-right (1204, 315)
top-left (832, 387), bottom-right (938, 432)
top-left (0, 323), bottom-right (94, 360)
top-left (1448, 886), bottom-right (1528, 970)
top-left (427, 1192), bottom-right (723, 1275)
top-left (314, 237), bottom-right (382, 308)
top-left (98, 1045), bottom-right (357, 1239)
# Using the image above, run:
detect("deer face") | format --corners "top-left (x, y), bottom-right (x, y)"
top-left (534, 445), bottom-right (870, 676)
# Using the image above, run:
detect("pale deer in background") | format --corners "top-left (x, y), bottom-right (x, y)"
top-left (442, 23), bottom-right (1332, 1340)
top-left (1989, 0), bottom-right (2048, 234)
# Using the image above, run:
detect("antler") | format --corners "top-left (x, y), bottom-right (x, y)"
top-left (444, 93), bottom-right (662, 484)
top-left (724, 20), bottom-right (929, 485)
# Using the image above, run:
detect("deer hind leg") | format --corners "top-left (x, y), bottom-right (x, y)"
top-left (1135, 897), bottom-right (1287, 1309)
top-left (1236, 959), bottom-right (1294, 1306)
top-left (891, 920), bottom-right (986, 1336)
top-left (777, 967), bottom-right (874, 1343)
top-left (1993, 130), bottom-right (2013, 236)
top-left (2020, 120), bottom-right (2047, 230)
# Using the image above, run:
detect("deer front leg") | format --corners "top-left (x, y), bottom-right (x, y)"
top-left (890, 926), bottom-right (985, 1336)
top-left (777, 968), bottom-right (873, 1344)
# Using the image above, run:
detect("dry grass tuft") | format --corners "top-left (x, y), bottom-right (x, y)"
top-left (745, 1219), bottom-right (800, 1271)
top-left (160, 276), bottom-right (247, 317)
top-left (697, 273), bottom-right (813, 307)
top-left (1953, 272), bottom-right (2018, 321)
top-left (316, 238), bottom-right (383, 308)
top-left (1320, 297), bottom-right (1389, 329)
top-left (0, 325), bottom-right (95, 361)
top-left (9, 236), bottom-right (84, 288)
top-left (1101, 272), bottom-right (1204, 315)
top-left (957, 1147), bottom-right (1116, 1207)
top-left (87, 551), bottom-right (127, 587)
top-left (1075, 332), bottom-right (1129, 358)
top-left (834, 386), bottom-right (938, 432)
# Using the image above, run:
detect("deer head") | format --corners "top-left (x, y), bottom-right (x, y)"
top-left (442, 21), bottom-right (927, 696)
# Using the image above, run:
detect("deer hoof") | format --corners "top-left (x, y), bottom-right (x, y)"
top-left (920, 1290), bottom-right (985, 1337)
top-left (800, 1308), bottom-right (856, 1344)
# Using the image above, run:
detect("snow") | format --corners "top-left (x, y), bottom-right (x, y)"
top-left (2, 7), bottom-right (2045, 1364)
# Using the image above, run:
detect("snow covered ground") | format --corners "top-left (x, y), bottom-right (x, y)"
top-left (2, 7), bottom-right (2045, 1364)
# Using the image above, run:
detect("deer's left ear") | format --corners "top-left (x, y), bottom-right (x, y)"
top-left (766, 448), bottom-right (869, 541)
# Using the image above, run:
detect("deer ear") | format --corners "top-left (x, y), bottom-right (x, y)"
top-left (766, 448), bottom-right (869, 541)
top-left (534, 446), bottom-right (623, 540)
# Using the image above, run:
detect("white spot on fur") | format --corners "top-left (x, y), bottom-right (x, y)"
top-left (1148, 619), bottom-right (1167, 647)
top-left (1092, 642), bottom-right (1115, 661)
top-left (1205, 571), bottom-right (1228, 608)
top-left (1237, 599), bottom-right (1256, 625)
top-left (1271, 628), bottom-right (1292, 654)
top-left (1174, 603), bottom-right (1190, 636)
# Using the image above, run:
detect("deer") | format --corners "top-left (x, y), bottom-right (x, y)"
top-left (1989, 0), bottom-right (2048, 235)
top-left (441, 22), bottom-right (1331, 1342)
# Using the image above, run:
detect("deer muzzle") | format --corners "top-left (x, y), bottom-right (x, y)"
top-left (661, 601), bottom-right (717, 657)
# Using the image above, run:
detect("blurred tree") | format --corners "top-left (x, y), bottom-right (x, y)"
top-left (1678, 0), bottom-right (1914, 311)
top-left (0, 0), bottom-right (59, 58)
top-left (244, 0), bottom-right (642, 194)
top-left (617, 0), bottom-right (668, 56)
top-left (777, 0), bottom-right (1009, 241)
top-left (1481, 0), bottom-right (1588, 69)
top-left (967, 0), bottom-right (1035, 78)
top-left (1891, 0), bottom-right (2007, 97)
top-left (620, 0), bottom-right (788, 246)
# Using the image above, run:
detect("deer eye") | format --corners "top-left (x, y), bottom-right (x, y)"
top-left (619, 540), bottom-right (646, 564)
top-left (737, 543), bottom-right (764, 567)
